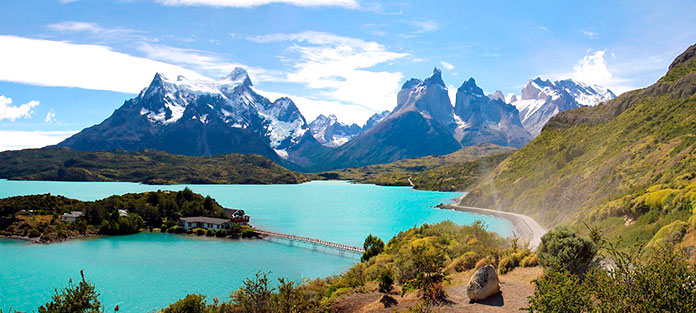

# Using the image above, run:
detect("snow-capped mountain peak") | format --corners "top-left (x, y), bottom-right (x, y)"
top-left (309, 114), bottom-right (361, 148)
top-left (66, 67), bottom-right (318, 162)
top-left (511, 77), bottom-right (616, 135)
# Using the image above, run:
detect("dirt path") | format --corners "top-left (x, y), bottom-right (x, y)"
top-left (331, 267), bottom-right (542, 313)
top-left (439, 198), bottom-right (546, 250)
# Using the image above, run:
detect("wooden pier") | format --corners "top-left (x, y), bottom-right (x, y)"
top-left (254, 229), bottom-right (365, 254)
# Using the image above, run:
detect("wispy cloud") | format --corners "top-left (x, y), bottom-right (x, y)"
top-left (247, 31), bottom-right (408, 123)
top-left (0, 35), bottom-right (206, 94)
top-left (0, 95), bottom-right (39, 121)
top-left (0, 130), bottom-right (76, 152)
top-left (154, 0), bottom-right (360, 9)
top-left (409, 20), bottom-right (439, 33)
top-left (46, 21), bottom-right (151, 42)
top-left (398, 20), bottom-right (440, 38)
top-left (136, 43), bottom-right (282, 82)
top-left (440, 61), bottom-right (454, 70)
top-left (581, 30), bottom-right (598, 39)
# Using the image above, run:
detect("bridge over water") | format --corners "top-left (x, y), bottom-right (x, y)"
top-left (254, 229), bottom-right (365, 254)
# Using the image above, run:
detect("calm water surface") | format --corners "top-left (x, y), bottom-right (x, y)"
top-left (0, 180), bottom-right (512, 311)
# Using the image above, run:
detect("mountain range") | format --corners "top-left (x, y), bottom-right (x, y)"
top-left (58, 66), bottom-right (614, 172)
top-left (461, 43), bottom-right (696, 230)
top-left (58, 68), bottom-right (325, 168)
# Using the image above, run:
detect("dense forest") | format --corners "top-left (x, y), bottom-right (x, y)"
top-left (0, 188), bottom-right (233, 242)
top-left (0, 147), bottom-right (309, 185)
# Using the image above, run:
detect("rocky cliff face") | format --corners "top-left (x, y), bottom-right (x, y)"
top-left (511, 78), bottom-right (615, 135)
top-left (59, 68), bottom-right (323, 166)
top-left (308, 114), bottom-right (362, 147)
top-left (454, 78), bottom-right (532, 148)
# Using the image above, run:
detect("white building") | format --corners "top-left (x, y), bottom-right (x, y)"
top-left (60, 211), bottom-right (84, 223)
top-left (178, 217), bottom-right (231, 231)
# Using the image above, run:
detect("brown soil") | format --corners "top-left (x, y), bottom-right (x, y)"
top-left (331, 267), bottom-right (543, 313)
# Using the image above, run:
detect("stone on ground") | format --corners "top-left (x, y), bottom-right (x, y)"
top-left (466, 265), bottom-right (500, 301)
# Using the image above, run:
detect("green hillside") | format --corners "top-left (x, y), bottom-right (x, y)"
top-left (0, 147), bottom-right (309, 185)
top-left (462, 44), bottom-right (696, 246)
top-left (315, 143), bottom-right (514, 191)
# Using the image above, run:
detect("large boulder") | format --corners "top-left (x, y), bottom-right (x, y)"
top-left (466, 265), bottom-right (500, 301)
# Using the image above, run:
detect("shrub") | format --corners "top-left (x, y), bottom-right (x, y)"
top-left (240, 227), bottom-right (256, 238)
top-left (475, 255), bottom-right (496, 270)
top-left (205, 229), bottom-right (215, 237)
top-left (194, 228), bottom-right (206, 236)
top-left (520, 254), bottom-right (539, 267)
top-left (28, 229), bottom-right (41, 238)
top-left (37, 270), bottom-right (102, 313)
top-left (378, 269), bottom-right (394, 294)
top-left (447, 251), bottom-right (478, 273)
top-left (167, 226), bottom-right (176, 233)
top-left (161, 294), bottom-right (208, 313)
top-left (186, 229), bottom-right (193, 234)
top-left (215, 229), bottom-right (227, 237)
top-left (537, 226), bottom-right (597, 275)
top-left (160, 224), bottom-right (168, 232)
top-left (526, 269), bottom-right (590, 312)
top-left (174, 227), bottom-right (185, 234)
top-left (498, 256), bottom-right (518, 274)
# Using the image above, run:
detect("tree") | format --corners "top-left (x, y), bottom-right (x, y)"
top-left (361, 234), bottom-right (385, 262)
top-left (378, 269), bottom-right (394, 294)
top-left (537, 226), bottom-right (596, 275)
top-left (38, 270), bottom-right (103, 313)
top-left (231, 271), bottom-right (274, 313)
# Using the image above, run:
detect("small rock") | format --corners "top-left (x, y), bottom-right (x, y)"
top-left (466, 265), bottom-right (500, 301)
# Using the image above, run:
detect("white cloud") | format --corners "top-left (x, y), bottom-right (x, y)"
top-left (559, 50), bottom-right (634, 94)
top-left (0, 35), bottom-right (207, 94)
top-left (571, 50), bottom-right (612, 84)
top-left (581, 30), bottom-right (598, 39)
top-left (0, 96), bottom-right (39, 121)
top-left (247, 31), bottom-right (407, 123)
top-left (45, 109), bottom-right (57, 123)
top-left (154, 0), bottom-right (359, 8)
top-left (440, 61), bottom-right (455, 70)
top-left (0, 130), bottom-right (76, 152)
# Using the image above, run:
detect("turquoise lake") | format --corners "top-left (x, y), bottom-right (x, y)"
top-left (0, 180), bottom-right (513, 312)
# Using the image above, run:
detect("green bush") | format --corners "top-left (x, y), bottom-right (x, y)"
top-left (186, 229), bottom-right (193, 234)
top-left (206, 229), bottom-right (215, 237)
top-left (520, 254), bottom-right (539, 267)
top-left (215, 229), bottom-right (227, 237)
top-left (527, 245), bottom-right (696, 312)
top-left (448, 251), bottom-right (478, 272)
top-left (167, 226), bottom-right (176, 233)
top-left (161, 294), bottom-right (209, 313)
top-left (537, 226), bottom-right (596, 275)
top-left (498, 256), bottom-right (518, 274)
top-left (160, 224), bottom-right (168, 232)
top-left (174, 227), bottom-right (185, 234)
top-left (194, 228), bottom-right (206, 236)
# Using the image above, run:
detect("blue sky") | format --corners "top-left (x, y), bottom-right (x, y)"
top-left (1, 0), bottom-right (695, 151)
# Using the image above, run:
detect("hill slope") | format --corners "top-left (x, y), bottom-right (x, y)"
top-left (461, 43), bottom-right (696, 228)
top-left (0, 147), bottom-right (309, 184)
top-left (316, 143), bottom-right (514, 191)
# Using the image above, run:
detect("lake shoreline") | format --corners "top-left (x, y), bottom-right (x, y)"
top-left (436, 196), bottom-right (546, 250)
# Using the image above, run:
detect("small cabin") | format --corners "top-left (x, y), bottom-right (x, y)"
top-left (178, 217), bottom-right (231, 231)
top-left (60, 211), bottom-right (84, 223)
top-left (223, 209), bottom-right (250, 225)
